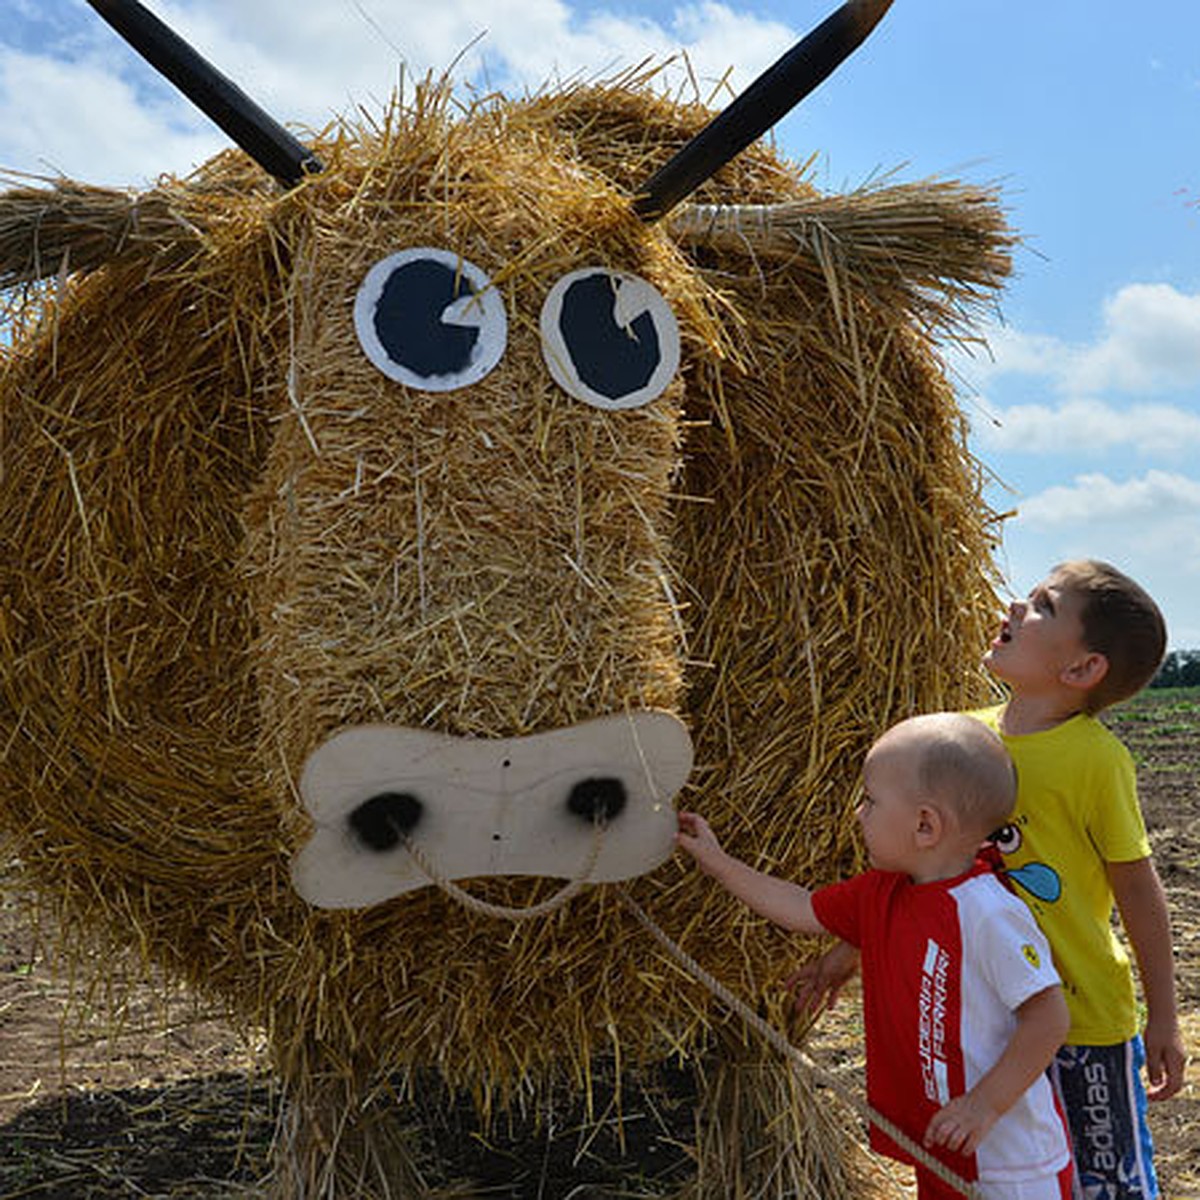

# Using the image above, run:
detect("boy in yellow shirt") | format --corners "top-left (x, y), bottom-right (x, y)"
top-left (794, 560), bottom-right (1187, 1198)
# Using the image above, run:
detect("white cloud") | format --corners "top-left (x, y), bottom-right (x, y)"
top-left (0, 45), bottom-right (223, 185)
top-left (972, 397), bottom-right (1200, 459)
top-left (997, 470), bottom-right (1200, 647)
top-left (958, 282), bottom-right (1200, 477)
top-left (1, 0), bottom-right (800, 186)
top-left (961, 283), bottom-right (1200, 399)
top-left (1016, 470), bottom-right (1200, 529)
top-left (957, 324), bottom-right (1067, 383)
top-left (1072, 283), bottom-right (1200, 393)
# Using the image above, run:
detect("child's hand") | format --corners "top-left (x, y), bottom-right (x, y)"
top-left (675, 811), bottom-right (725, 872)
top-left (1143, 1013), bottom-right (1188, 1101)
top-left (785, 941), bottom-right (860, 1019)
top-left (923, 1091), bottom-right (999, 1157)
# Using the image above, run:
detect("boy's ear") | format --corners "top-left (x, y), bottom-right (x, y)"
top-left (1060, 651), bottom-right (1109, 693)
top-left (914, 804), bottom-right (943, 848)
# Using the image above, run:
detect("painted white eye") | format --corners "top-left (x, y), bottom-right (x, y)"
top-left (991, 824), bottom-right (1023, 854)
top-left (540, 268), bottom-right (679, 410)
top-left (354, 248), bottom-right (507, 391)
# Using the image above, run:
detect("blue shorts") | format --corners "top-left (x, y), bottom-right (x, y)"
top-left (1049, 1038), bottom-right (1158, 1200)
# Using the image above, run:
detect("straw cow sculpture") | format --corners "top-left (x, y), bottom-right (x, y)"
top-left (0, 0), bottom-right (1013, 1194)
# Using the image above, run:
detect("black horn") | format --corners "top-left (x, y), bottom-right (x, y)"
top-left (633, 0), bottom-right (893, 221)
top-left (85, 0), bottom-right (322, 188)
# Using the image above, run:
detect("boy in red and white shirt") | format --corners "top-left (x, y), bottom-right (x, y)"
top-left (677, 712), bottom-right (1072, 1199)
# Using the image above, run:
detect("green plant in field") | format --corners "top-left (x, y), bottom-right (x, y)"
top-left (1143, 761), bottom-right (1194, 776)
top-left (1146, 722), bottom-right (1194, 737)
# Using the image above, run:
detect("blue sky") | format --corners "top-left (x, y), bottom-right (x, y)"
top-left (4, 0), bottom-right (1199, 646)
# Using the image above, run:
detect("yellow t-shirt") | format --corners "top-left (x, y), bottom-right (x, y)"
top-left (970, 705), bottom-right (1151, 1045)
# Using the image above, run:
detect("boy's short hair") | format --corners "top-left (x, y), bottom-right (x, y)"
top-left (891, 713), bottom-right (1017, 837)
top-left (1050, 560), bottom-right (1167, 713)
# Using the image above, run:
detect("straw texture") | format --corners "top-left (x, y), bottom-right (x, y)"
top-left (0, 72), bottom-right (1011, 1192)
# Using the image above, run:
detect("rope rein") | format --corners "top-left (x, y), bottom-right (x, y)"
top-left (616, 886), bottom-right (982, 1199)
top-left (408, 817), bottom-right (978, 1195)
top-left (401, 816), bottom-right (605, 921)
top-left (398, 699), bottom-right (977, 1197)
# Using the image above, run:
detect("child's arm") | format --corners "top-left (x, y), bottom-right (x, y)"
top-left (924, 984), bottom-right (1070, 1156)
top-left (675, 812), bottom-right (825, 935)
top-left (1109, 855), bottom-right (1187, 1101)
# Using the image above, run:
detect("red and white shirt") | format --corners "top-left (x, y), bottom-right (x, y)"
top-left (812, 858), bottom-right (1070, 1187)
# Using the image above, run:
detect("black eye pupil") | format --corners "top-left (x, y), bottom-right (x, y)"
top-left (374, 260), bottom-right (479, 378)
top-left (348, 791), bottom-right (423, 852)
top-left (566, 777), bottom-right (628, 823)
top-left (558, 274), bottom-right (661, 401)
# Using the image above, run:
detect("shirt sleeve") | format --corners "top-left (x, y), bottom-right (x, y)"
top-left (811, 873), bottom-right (871, 948)
top-left (977, 894), bottom-right (1062, 1012)
top-left (1086, 738), bottom-right (1151, 864)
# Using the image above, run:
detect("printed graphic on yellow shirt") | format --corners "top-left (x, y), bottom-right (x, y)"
top-left (991, 824), bottom-right (1062, 904)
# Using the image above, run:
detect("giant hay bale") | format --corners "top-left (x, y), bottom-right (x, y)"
top-left (0, 58), bottom-right (1011, 1197)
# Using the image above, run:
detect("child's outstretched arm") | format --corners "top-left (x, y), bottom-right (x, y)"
top-left (1109, 855), bottom-right (1187, 1101)
top-left (924, 984), bottom-right (1070, 1156)
top-left (676, 812), bottom-right (825, 935)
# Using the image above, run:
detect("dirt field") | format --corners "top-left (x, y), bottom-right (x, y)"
top-left (1100, 686), bottom-right (1200, 1196)
top-left (2, 687), bottom-right (1197, 1198)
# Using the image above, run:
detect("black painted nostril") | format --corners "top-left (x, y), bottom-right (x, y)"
top-left (347, 791), bottom-right (423, 852)
top-left (566, 777), bottom-right (627, 824)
